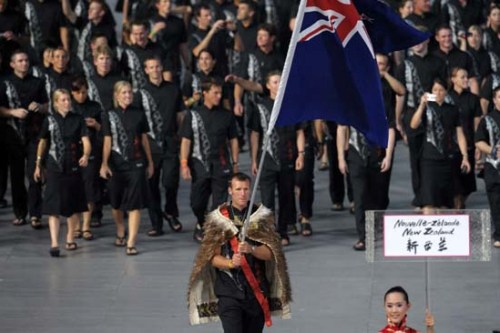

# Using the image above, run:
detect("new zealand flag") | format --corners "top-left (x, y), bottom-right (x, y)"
top-left (269, 0), bottom-right (429, 147)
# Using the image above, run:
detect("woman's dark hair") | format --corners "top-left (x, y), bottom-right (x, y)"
top-left (384, 286), bottom-right (409, 303)
top-left (432, 77), bottom-right (448, 90)
top-left (71, 76), bottom-right (88, 91)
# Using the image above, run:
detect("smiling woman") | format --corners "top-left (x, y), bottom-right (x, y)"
top-left (380, 286), bottom-right (435, 333)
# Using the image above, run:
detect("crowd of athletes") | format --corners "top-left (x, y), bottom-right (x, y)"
top-left (0, 0), bottom-right (499, 255)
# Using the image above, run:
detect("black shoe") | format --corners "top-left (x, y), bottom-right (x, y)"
top-left (164, 213), bottom-right (183, 232)
top-left (147, 229), bottom-right (164, 237)
top-left (49, 247), bottom-right (60, 257)
top-left (353, 241), bottom-right (366, 251)
top-left (331, 203), bottom-right (344, 211)
top-left (193, 224), bottom-right (203, 242)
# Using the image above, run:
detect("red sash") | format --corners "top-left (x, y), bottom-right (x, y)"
top-left (221, 207), bottom-right (272, 327)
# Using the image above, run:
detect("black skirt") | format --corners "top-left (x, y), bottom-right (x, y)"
top-left (42, 171), bottom-right (88, 217)
top-left (108, 168), bottom-right (149, 211)
top-left (452, 154), bottom-right (477, 197)
top-left (81, 158), bottom-right (101, 204)
top-left (415, 158), bottom-right (454, 208)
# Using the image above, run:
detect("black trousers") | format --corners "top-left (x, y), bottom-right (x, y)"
top-left (4, 140), bottom-right (27, 218)
top-left (190, 161), bottom-right (231, 225)
top-left (217, 296), bottom-right (265, 333)
top-left (296, 145), bottom-right (315, 219)
top-left (484, 164), bottom-right (500, 241)
top-left (0, 135), bottom-right (7, 201)
top-left (147, 152), bottom-right (180, 231)
top-left (326, 136), bottom-right (354, 205)
top-left (260, 160), bottom-right (296, 238)
top-left (27, 141), bottom-right (42, 218)
top-left (348, 155), bottom-right (390, 242)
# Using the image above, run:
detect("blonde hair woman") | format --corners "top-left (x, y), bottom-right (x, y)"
top-left (34, 89), bottom-right (91, 257)
top-left (100, 81), bottom-right (154, 255)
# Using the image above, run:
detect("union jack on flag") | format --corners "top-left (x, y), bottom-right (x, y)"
top-left (269, 0), bottom-right (429, 147)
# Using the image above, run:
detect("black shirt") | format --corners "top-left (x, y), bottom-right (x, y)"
top-left (467, 47), bottom-right (493, 82)
top-left (189, 27), bottom-right (231, 76)
top-left (475, 109), bottom-right (500, 145)
top-left (248, 97), bottom-right (301, 167)
top-left (0, 73), bottom-right (48, 143)
top-left (236, 20), bottom-right (258, 52)
top-left (121, 42), bottom-right (167, 90)
top-left (421, 102), bottom-right (461, 160)
top-left (72, 98), bottom-right (102, 159)
top-left (88, 72), bottom-right (123, 112)
top-left (179, 104), bottom-right (238, 162)
top-left (152, 14), bottom-right (188, 72)
top-left (252, 48), bottom-right (284, 83)
top-left (46, 68), bottom-right (74, 92)
top-left (39, 111), bottom-right (88, 173)
top-left (448, 89), bottom-right (482, 149)
top-left (134, 80), bottom-right (183, 154)
top-left (479, 74), bottom-right (500, 112)
top-left (433, 47), bottom-right (477, 78)
top-left (101, 106), bottom-right (149, 171)
top-left (25, 0), bottom-right (68, 50)
top-left (0, 8), bottom-right (26, 35)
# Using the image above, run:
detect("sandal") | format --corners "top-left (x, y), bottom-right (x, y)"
top-left (49, 247), bottom-right (60, 257)
top-left (30, 217), bottom-right (42, 229)
top-left (287, 224), bottom-right (299, 236)
top-left (82, 230), bottom-right (94, 241)
top-left (164, 213), bottom-right (183, 232)
top-left (65, 242), bottom-right (78, 251)
top-left (300, 220), bottom-right (313, 237)
top-left (74, 229), bottom-right (83, 239)
top-left (147, 229), bottom-right (164, 237)
top-left (12, 218), bottom-right (26, 226)
top-left (353, 241), bottom-right (366, 251)
top-left (126, 247), bottom-right (138, 256)
top-left (114, 236), bottom-right (126, 247)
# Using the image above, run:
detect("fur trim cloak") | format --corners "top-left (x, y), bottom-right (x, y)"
top-left (187, 204), bottom-right (292, 325)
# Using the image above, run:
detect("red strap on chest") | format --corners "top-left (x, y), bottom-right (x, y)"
top-left (221, 207), bottom-right (272, 327)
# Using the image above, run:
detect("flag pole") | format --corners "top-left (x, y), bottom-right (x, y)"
top-left (239, 0), bottom-right (307, 241)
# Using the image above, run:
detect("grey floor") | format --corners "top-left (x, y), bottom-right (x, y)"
top-left (0, 144), bottom-right (499, 333)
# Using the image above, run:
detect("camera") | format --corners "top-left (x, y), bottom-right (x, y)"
top-left (427, 93), bottom-right (437, 102)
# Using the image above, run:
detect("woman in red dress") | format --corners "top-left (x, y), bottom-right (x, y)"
top-left (379, 286), bottom-right (435, 333)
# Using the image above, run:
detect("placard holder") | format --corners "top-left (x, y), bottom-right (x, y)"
top-left (366, 209), bottom-right (491, 315)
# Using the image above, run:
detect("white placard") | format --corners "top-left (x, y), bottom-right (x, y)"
top-left (383, 214), bottom-right (470, 258)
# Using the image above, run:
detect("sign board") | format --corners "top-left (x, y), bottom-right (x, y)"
top-left (383, 214), bottom-right (470, 258)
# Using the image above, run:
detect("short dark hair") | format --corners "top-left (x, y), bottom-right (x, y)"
top-left (130, 19), bottom-right (148, 30)
top-left (435, 24), bottom-right (452, 35)
top-left (384, 286), bottom-right (409, 303)
top-left (194, 3), bottom-right (210, 17)
top-left (493, 86), bottom-right (500, 99)
top-left (198, 48), bottom-right (215, 60)
top-left (71, 76), bottom-right (88, 91)
top-left (265, 70), bottom-right (282, 84)
top-left (10, 49), bottom-right (28, 62)
top-left (230, 172), bottom-right (252, 185)
top-left (201, 77), bottom-right (222, 92)
top-left (239, 0), bottom-right (256, 12)
top-left (432, 77), bottom-right (448, 90)
top-left (257, 23), bottom-right (277, 37)
top-left (143, 55), bottom-right (162, 66)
